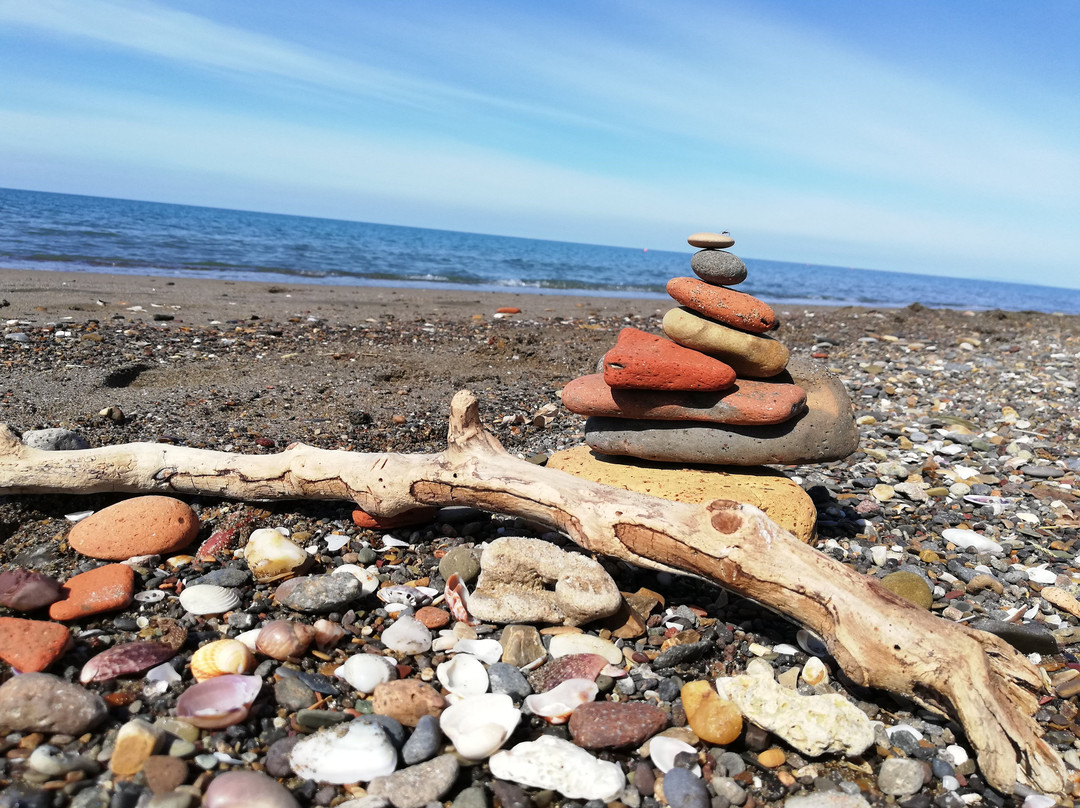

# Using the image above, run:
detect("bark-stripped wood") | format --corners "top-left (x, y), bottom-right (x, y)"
top-left (0, 391), bottom-right (1065, 796)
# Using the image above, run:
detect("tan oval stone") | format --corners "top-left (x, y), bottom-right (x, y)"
top-left (663, 307), bottom-right (789, 378)
top-left (371, 679), bottom-right (447, 727)
top-left (680, 680), bottom-right (742, 745)
top-left (69, 496), bottom-right (199, 560)
top-left (757, 747), bottom-right (786, 768)
top-left (546, 445), bottom-right (817, 542)
top-left (687, 232), bottom-right (735, 249)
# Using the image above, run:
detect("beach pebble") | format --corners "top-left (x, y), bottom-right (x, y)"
top-left (403, 714), bottom-right (444, 764)
top-left (415, 605), bottom-right (450, 629)
top-left (381, 615), bottom-right (433, 654)
top-left (141, 755), bottom-right (190, 795)
top-left (438, 546), bottom-right (481, 584)
top-left (487, 662), bottom-right (532, 701)
top-left (489, 735), bottom-right (626, 801)
top-left (652, 640), bottom-right (712, 668)
top-left (662, 306), bottom-right (788, 377)
top-left (0, 568), bottom-right (63, 611)
top-left (568, 701), bottom-right (668, 748)
top-left (368, 754), bottom-right (460, 808)
top-left (877, 757), bottom-right (926, 796)
top-left (338, 654), bottom-right (398, 692)
top-left (548, 632), bottom-right (622, 664)
top-left (0, 617), bottom-right (70, 672)
top-left (288, 720), bottom-right (398, 783)
top-left (203, 770), bottom-right (300, 808)
top-left (109, 718), bottom-right (166, 776)
top-left (667, 277), bottom-right (776, 333)
top-left (690, 248), bottom-right (745, 284)
top-left (601, 327), bottom-right (736, 391)
top-left (21, 427), bottom-right (90, 451)
top-left (879, 571), bottom-right (933, 609)
top-left (186, 568), bottom-right (250, 588)
top-left (27, 744), bottom-right (96, 777)
top-left (660, 766), bottom-right (711, 808)
top-left (785, 795), bottom-right (870, 808)
top-left (351, 507), bottom-right (435, 529)
top-left (274, 574), bottom-right (362, 613)
top-left (372, 679), bottom-right (447, 726)
top-left (0, 672), bottom-right (108, 734)
top-left (967, 618), bottom-right (1058, 655)
top-left (499, 624), bottom-right (547, 667)
top-left (687, 232), bottom-right (735, 249)
top-left (49, 563), bottom-right (135, 620)
top-left (680, 680), bottom-right (741, 744)
top-left (68, 496), bottom-right (199, 560)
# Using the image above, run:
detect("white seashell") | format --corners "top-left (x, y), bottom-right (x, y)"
top-left (940, 528), bottom-right (1003, 554)
top-left (1026, 565), bottom-right (1059, 584)
top-left (547, 633), bottom-right (622, 664)
top-left (796, 629), bottom-right (828, 657)
top-left (886, 724), bottom-right (924, 742)
top-left (379, 535), bottom-right (410, 548)
top-left (944, 744), bottom-right (969, 766)
top-left (65, 510), bottom-right (94, 522)
top-left (453, 638), bottom-right (504, 665)
top-left (384, 603), bottom-right (408, 616)
top-left (234, 628), bottom-right (262, 652)
top-left (1023, 797), bottom-right (1057, 808)
top-left (524, 678), bottom-right (597, 724)
top-left (801, 656), bottom-right (829, 687)
top-left (134, 590), bottom-right (166, 603)
top-left (332, 564), bottom-right (380, 596)
top-left (772, 643), bottom-right (799, 656)
top-left (288, 720), bottom-right (398, 784)
top-left (381, 616), bottom-right (432, 655)
top-left (145, 662), bottom-right (181, 685)
top-left (437, 654), bottom-right (489, 697)
top-left (490, 736), bottom-right (625, 801)
top-left (244, 528), bottom-right (311, 582)
top-left (325, 534), bottom-right (351, 552)
top-left (440, 693), bottom-right (521, 759)
top-left (336, 654), bottom-right (397, 693)
top-left (179, 584), bottom-right (240, 616)
top-left (431, 633), bottom-right (458, 653)
top-left (649, 735), bottom-right (700, 775)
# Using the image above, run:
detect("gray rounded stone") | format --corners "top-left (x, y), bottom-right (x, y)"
top-left (274, 676), bottom-right (316, 712)
top-left (402, 714), bottom-right (443, 764)
top-left (21, 428), bottom-right (90, 451)
top-left (487, 662), bottom-right (532, 701)
top-left (264, 735), bottom-right (301, 778)
top-left (661, 767), bottom-right (710, 808)
top-left (0, 673), bottom-right (108, 735)
top-left (451, 786), bottom-right (489, 808)
top-left (877, 757), bottom-right (926, 796)
top-left (438, 546), bottom-right (481, 584)
top-left (274, 574), bottom-right (361, 613)
top-left (367, 754), bottom-right (460, 808)
top-left (690, 250), bottom-right (747, 285)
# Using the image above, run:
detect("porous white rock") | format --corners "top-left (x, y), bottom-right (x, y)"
top-left (714, 659), bottom-right (874, 757)
top-left (468, 537), bottom-right (621, 626)
top-left (489, 735), bottom-right (625, 800)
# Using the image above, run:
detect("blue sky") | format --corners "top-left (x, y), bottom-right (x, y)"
top-left (1, 0), bottom-right (1078, 288)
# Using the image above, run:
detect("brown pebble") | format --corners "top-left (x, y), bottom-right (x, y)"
top-left (371, 679), bottom-right (446, 727)
top-left (142, 755), bottom-right (188, 793)
top-left (758, 747), bottom-right (786, 768)
top-left (569, 701), bottom-right (668, 748)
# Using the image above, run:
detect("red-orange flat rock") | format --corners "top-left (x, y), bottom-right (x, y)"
top-left (667, 277), bottom-right (776, 333)
top-left (351, 507), bottom-right (436, 529)
top-left (0, 617), bottom-right (71, 672)
top-left (601, 328), bottom-right (735, 391)
top-left (49, 564), bottom-right (135, 621)
top-left (561, 374), bottom-right (806, 426)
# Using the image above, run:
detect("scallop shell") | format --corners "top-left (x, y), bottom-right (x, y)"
top-left (336, 654), bottom-right (398, 693)
top-left (332, 564), bottom-right (380, 596)
top-left (191, 639), bottom-right (256, 682)
top-left (454, 638), bottom-right (503, 665)
top-left (178, 584), bottom-right (240, 616)
top-left (440, 693), bottom-right (521, 759)
top-left (176, 674), bottom-right (262, 729)
top-left (244, 528), bottom-right (311, 582)
top-left (255, 619), bottom-right (316, 660)
top-left (79, 641), bottom-right (176, 684)
top-left (801, 656), bottom-right (829, 687)
top-left (649, 735), bottom-right (700, 775)
top-left (437, 653), bottom-right (489, 697)
top-left (523, 677), bottom-right (597, 724)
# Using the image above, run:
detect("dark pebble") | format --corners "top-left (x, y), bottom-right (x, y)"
top-left (491, 779), bottom-right (532, 808)
top-left (187, 568), bottom-right (250, 588)
top-left (275, 677), bottom-right (316, 712)
top-left (264, 735), bottom-right (301, 778)
top-left (744, 724), bottom-right (770, 752)
top-left (652, 641), bottom-right (712, 668)
top-left (715, 751), bottom-right (745, 777)
top-left (968, 617), bottom-right (1059, 654)
top-left (403, 714), bottom-right (443, 764)
top-left (634, 760), bottom-right (656, 797)
top-left (661, 767), bottom-right (710, 808)
top-left (488, 662), bottom-right (532, 701)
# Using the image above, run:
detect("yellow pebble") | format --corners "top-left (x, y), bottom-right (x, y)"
top-left (758, 747), bottom-right (786, 768)
top-left (680, 680), bottom-right (742, 745)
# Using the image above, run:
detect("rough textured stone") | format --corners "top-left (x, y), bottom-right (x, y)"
top-left (561, 374), bottom-right (806, 426)
top-left (273, 574), bottom-right (361, 613)
top-left (690, 249), bottom-right (746, 285)
top-left (368, 754), bottom-right (459, 808)
top-left (21, 427), bottom-right (90, 451)
top-left (49, 563), bottom-right (135, 620)
top-left (0, 617), bottom-right (71, 672)
top-left (687, 232), bottom-right (735, 249)
top-left (499, 624), bottom-right (547, 667)
top-left (785, 795), bottom-right (870, 808)
top-left (546, 445), bottom-right (817, 541)
top-left (352, 507), bottom-right (435, 530)
top-left (414, 605), bottom-right (450, 629)
top-left (141, 755), bottom-right (189, 794)
top-left (469, 537), bottom-right (621, 626)
top-left (600, 328), bottom-right (735, 391)
top-left (489, 736), bottom-right (626, 801)
top-left (877, 757), bottom-right (927, 796)
top-left (0, 673), bottom-right (108, 734)
top-left (713, 659), bottom-right (874, 757)
top-left (568, 701), bottom-right (668, 748)
top-left (584, 357), bottom-right (858, 466)
top-left (0, 568), bottom-right (63, 611)
top-left (68, 496), bottom-right (199, 560)
top-left (880, 571), bottom-right (933, 609)
top-left (438, 546), bottom-right (482, 585)
top-left (663, 307), bottom-right (789, 377)
top-left (667, 277), bottom-right (776, 333)
top-left (372, 679), bottom-right (447, 727)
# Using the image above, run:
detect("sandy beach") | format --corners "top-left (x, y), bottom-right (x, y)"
top-left (3, 266), bottom-right (1080, 806)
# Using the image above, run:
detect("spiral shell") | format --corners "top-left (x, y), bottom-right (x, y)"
top-left (255, 619), bottom-right (316, 661)
top-left (191, 638), bottom-right (256, 682)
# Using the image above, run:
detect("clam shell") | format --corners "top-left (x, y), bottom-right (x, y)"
top-left (332, 564), bottom-right (380, 596)
top-left (437, 653), bottom-right (489, 697)
top-left (191, 639), bottom-right (256, 682)
top-left (795, 629), bottom-right (828, 657)
top-left (178, 584), bottom-right (240, 616)
top-left (255, 620), bottom-right (316, 660)
top-left (454, 638), bottom-right (503, 665)
top-left (440, 693), bottom-right (521, 759)
top-left (523, 677), bottom-right (597, 724)
top-left (244, 528), bottom-right (311, 582)
top-left (80, 641), bottom-right (176, 684)
top-left (176, 674), bottom-right (262, 729)
top-left (649, 735), bottom-right (700, 775)
top-left (336, 654), bottom-right (398, 693)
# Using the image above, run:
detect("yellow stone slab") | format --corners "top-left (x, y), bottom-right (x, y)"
top-left (546, 445), bottom-right (816, 542)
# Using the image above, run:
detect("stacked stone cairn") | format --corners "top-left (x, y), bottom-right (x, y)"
top-left (551, 231), bottom-right (859, 542)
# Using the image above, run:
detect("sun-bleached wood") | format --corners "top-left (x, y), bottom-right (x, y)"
top-left (0, 391), bottom-right (1065, 796)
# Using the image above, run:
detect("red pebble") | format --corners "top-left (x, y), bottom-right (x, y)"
top-left (602, 328), bottom-right (735, 391)
top-left (667, 277), bottom-right (777, 333)
top-left (49, 564), bottom-right (135, 621)
top-left (351, 507), bottom-right (436, 529)
top-left (496, 307), bottom-right (521, 314)
top-left (0, 617), bottom-right (71, 672)
top-left (414, 606), bottom-right (451, 630)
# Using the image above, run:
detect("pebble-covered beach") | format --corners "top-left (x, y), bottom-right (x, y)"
top-left (2, 269), bottom-right (1080, 808)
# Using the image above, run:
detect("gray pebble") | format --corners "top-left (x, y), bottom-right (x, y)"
top-left (689, 250), bottom-right (747, 285)
top-left (194, 753), bottom-right (220, 770)
top-left (264, 735), bottom-right (301, 778)
top-left (355, 713), bottom-right (407, 748)
top-left (187, 568), bottom-right (250, 588)
top-left (709, 776), bottom-right (746, 806)
top-left (70, 787), bottom-right (111, 808)
top-left (715, 751), bottom-right (745, 777)
top-left (451, 786), bottom-right (489, 808)
top-left (487, 662), bottom-right (532, 701)
top-left (146, 792), bottom-right (197, 808)
top-left (438, 547), bottom-right (481, 585)
top-left (368, 754), bottom-right (459, 808)
top-left (274, 677), bottom-right (316, 712)
top-left (0, 673), bottom-right (107, 735)
top-left (652, 641), bottom-right (711, 668)
top-left (275, 574), bottom-right (361, 613)
top-left (21, 428), bottom-right (90, 450)
top-left (877, 757), bottom-right (926, 796)
top-left (967, 617), bottom-right (1058, 655)
top-left (661, 766), bottom-right (710, 808)
top-left (403, 714), bottom-right (443, 765)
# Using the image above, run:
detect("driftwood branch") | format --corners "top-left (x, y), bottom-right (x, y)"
top-left (0, 391), bottom-right (1065, 797)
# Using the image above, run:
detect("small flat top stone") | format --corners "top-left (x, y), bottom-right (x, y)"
top-left (0, 617), bottom-right (71, 672)
top-left (687, 232), bottom-right (735, 249)
top-left (49, 564), bottom-right (135, 621)
top-left (69, 496), bottom-right (200, 560)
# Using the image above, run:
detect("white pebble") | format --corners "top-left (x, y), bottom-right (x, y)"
top-left (381, 615), bottom-right (432, 654)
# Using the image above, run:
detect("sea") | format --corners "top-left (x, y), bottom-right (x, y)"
top-left (3, 186), bottom-right (1079, 315)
